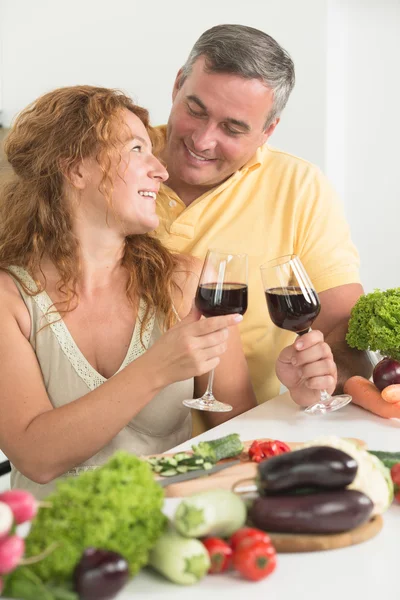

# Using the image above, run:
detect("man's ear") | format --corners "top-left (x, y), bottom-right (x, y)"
top-left (172, 68), bottom-right (184, 102)
top-left (262, 118), bottom-right (280, 144)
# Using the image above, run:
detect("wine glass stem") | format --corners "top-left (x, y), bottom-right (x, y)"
top-left (319, 389), bottom-right (331, 404)
top-left (202, 369), bottom-right (215, 403)
top-left (300, 328), bottom-right (332, 406)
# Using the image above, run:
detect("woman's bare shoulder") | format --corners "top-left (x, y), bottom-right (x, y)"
top-left (0, 269), bottom-right (31, 337)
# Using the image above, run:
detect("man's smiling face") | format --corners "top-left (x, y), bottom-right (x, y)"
top-left (164, 57), bottom-right (278, 196)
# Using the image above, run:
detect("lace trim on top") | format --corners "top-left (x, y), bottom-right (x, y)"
top-left (8, 266), bottom-right (155, 391)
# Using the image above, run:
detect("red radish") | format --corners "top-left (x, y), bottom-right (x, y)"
top-left (0, 490), bottom-right (38, 525)
top-left (0, 502), bottom-right (14, 540)
top-left (0, 535), bottom-right (25, 574)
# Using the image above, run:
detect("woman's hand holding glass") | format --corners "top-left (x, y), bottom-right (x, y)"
top-left (146, 305), bottom-right (243, 389)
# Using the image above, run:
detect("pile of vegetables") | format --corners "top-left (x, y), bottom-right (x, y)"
top-left (3, 451), bottom-right (167, 598)
top-left (247, 437), bottom-right (393, 535)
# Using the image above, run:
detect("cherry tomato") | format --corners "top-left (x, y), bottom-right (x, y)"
top-left (202, 537), bottom-right (232, 574)
top-left (233, 540), bottom-right (277, 581)
top-left (229, 527), bottom-right (272, 552)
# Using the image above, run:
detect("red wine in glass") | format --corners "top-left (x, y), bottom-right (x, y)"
top-left (260, 254), bottom-right (352, 415)
top-left (265, 286), bottom-right (320, 335)
top-left (196, 282), bottom-right (248, 317)
top-left (183, 250), bottom-right (248, 413)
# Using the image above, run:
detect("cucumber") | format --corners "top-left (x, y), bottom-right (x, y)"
top-left (191, 433), bottom-right (244, 462)
top-left (148, 525), bottom-right (210, 585)
top-left (368, 450), bottom-right (400, 470)
top-left (174, 489), bottom-right (246, 538)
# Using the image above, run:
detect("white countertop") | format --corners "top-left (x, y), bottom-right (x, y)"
top-left (120, 392), bottom-right (400, 600)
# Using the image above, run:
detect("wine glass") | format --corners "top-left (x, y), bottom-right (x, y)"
top-left (182, 249), bottom-right (248, 412)
top-left (260, 254), bottom-right (352, 414)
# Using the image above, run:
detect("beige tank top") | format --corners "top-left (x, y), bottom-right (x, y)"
top-left (7, 266), bottom-right (193, 499)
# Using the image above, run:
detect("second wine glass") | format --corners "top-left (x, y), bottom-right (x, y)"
top-left (182, 249), bottom-right (248, 412)
top-left (260, 254), bottom-right (352, 414)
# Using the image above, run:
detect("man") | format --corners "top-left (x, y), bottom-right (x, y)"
top-left (154, 24), bottom-right (371, 429)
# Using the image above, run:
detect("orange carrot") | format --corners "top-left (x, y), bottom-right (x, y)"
top-left (344, 376), bottom-right (400, 418)
top-left (381, 384), bottom-right (400, 404)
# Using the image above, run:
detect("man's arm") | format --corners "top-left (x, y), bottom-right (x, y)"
top-left (314, 283), bottom-right (372, 392)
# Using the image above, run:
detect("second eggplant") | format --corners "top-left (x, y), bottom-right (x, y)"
top-left (257, 446), bottom-right (358, 494)
top-left (248, 489), bottom-right (373, 534)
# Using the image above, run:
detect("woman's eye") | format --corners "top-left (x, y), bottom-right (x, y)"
top-left (131, 145), bottom-right (142, 153)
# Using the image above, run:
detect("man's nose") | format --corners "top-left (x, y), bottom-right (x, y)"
top-left (191, 124), bottom-right (218, 153)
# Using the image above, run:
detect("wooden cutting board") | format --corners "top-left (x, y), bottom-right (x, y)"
top-left (155, 438), bottom-right (366, 498)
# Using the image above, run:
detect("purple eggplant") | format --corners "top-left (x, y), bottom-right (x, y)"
top-left (249, 489), bottom-right (373, 534)
top-left (257, 445), bottom-right (358, 494)
top-left (73, 547), bottom-right (130, 600)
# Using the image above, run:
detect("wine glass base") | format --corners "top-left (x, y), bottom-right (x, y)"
top-left (182, 398), bottom-right (233, 412)
top-left (304, 394), bottom-right (352, 415)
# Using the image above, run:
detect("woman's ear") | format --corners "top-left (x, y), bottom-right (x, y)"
top-left (61, 159), bottom-right (90, 190)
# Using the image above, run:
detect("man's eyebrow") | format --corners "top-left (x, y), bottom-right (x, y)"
top-left (187, 95), bottom-right (207, 111)
top-left (186, 95), bottom-right (250, 131)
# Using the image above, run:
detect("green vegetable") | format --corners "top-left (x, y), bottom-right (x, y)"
top-left (174, 489), bottom-right (246, 538)
top-left (346, 288), bottom-right (400, 360)
top-left (23, 451), bottom-right (166, 583)
top-left (3, 567), bottom-right (78, 599)
top-left (191, 433), bottom-right (244, 462)
top-left (368, 450), bottom-right (400, 470)
top-left (148, 525), bottom-right (210, 585)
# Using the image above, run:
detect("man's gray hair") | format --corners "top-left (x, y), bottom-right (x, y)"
top-left (180, 24), bottom-right (295, 128)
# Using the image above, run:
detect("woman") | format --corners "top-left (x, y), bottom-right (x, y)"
top-left (0, 85), bottom-right (257, 499)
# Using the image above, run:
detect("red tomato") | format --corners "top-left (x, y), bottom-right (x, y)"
top-left (259, 440), bottom-right (290, 458)
top-left (229, 527), bottom-right (272, 552)
top-left (391, 463), bottom-right (400, 487)
top-left (202, 537), bottom-right (232, 574)
top-left (233, 540), bottom-right (277, 581)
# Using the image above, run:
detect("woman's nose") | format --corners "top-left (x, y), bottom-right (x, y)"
top-left (149, 155), bottom-right (168, 182)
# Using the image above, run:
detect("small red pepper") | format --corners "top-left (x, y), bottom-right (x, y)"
top-left (391, 463), bottom-right (400, 502)
top-left (202, 537), bottom-right (233, 574)
top-left (233, 539), bottom-right (277, 581)
top-left (229, 527), bottom-right (272, 552)
top-left (249, 439), bottom-right (290, 462)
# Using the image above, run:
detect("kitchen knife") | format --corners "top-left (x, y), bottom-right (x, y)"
top-left (157, 459), bottom-right (242, 487)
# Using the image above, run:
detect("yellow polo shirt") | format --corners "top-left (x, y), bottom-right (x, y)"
top-left (155, 127), bottom-right (360, 419)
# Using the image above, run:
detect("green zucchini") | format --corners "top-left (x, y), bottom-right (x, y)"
top-left (148, 525), bottom-right (210, 585)
top-left (174, 489), bottom-right (246, 538)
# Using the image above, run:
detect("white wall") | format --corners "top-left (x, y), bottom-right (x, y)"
top-left (326, 0), bottom-right (400, 292)
top-left (1, 0), bottom-right (399, 293)
top-left (0, 0), bottom-right (327, 168)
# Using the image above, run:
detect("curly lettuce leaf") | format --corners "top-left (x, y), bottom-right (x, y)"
top-left (24, 451), bottom-right (166, 584)
top-left (346, 288), bottom-right (400, 359)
